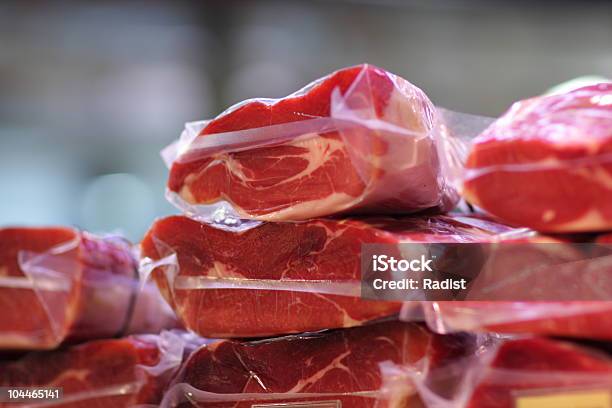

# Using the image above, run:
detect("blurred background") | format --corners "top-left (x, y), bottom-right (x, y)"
top-left (0, 0), bottom-right (611, 240)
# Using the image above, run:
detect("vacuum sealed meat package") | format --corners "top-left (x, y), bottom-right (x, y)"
top-left (0, 331), bottom-right (197, 408)
top-left (464, 83), bottom-right (612, 232)
top-left (0, 227), bottom-right (177, 350)
top-left (402, 231), bottom-right (612, 340)
top-left (140, 214), bottom-right (507, 338)
top-left (163, 64), bottom-right (467, 227)
top-left (160, 321), bottom-right (477, 408)
top-left (385, 336), bottom-right (612, 408)
top-left (414, 301), bottom-right (612, 340)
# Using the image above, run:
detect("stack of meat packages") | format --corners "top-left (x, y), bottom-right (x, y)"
top-left (0, 228), bottom-right (188, 407)
top-left (2, 65), bottom-right (610, 408)
top-left (141, 65), bottom-right (612, 407)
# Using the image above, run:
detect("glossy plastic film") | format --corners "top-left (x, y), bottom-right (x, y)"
top-left (463, 83), bottom-right (612, 233)
top-left (382, 336), bottom-right (612, 408)
top-left (0, 331), bottom-right (197, 408)
top-left (0, 229), bottom-right (81, 350)
top-left (162, 64), bottom-right (491, 230)
top-left (160, 386), bottom-right (400, 408)
top-left (157, 321), bottom-right (453, 408)
top-left (0, 228), bottom-right (177, 350)
top-left (407, 301), bottom-right (612, 340)
top-left (138, 232), bottom-right (390, 339)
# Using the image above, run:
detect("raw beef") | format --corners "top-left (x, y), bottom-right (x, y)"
top-left (464, 83), bottom-right (612, 233)
top-left (160, 321), bottom-right (475, 408)
top-left (167, 64), bottom-right (458, 222)
top-left (466, 338), bottom-right (612, 408)
top-left (425, 302), bottom-right (612, 340)
top-left (419, 233), bottom-right (612, 340)
top-left (0, 227), bottom-right (176, 350)
top-left (140, 214), bottom-right (505, 338)
top-left (0, 332), bottom-right (188, 408)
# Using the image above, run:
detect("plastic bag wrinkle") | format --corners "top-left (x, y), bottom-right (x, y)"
top-left (162, 64), bottom-right (493, 228)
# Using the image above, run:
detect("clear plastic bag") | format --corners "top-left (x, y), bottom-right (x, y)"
top-left (463, 83), bottom-right (612, 233)
top-left (408, 301), bottom-right (612, 340)
top-left (162, 64), bottom-right (491, 230)
top-left (0, 227), bottom-right (177, 350)
top-left (0, 330), bottom-right (199, 408)
top-left (139, 214), bottom-right (514, 338)
top-left (397, 232), bottom-right (612, 340)
top-left (382, 335), bottom-right (612, 408)
top-left (158, 321), bottom-right (473, 408)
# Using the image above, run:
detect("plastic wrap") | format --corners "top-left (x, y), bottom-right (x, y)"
top-left (383, 336), bottom-right (612, 408)
top-left (0, 330), bottom-right (199, 408)
top-left (0, 227), bottom-right (177, 350)
top-left (158, 320), bottom-right (476, 408)
top-left (162, 64), bottom-right (491, 229)
top-left (398, 231), bottom-right (612, 340)
top-left (409, 301), bottom-right (612, 341)
top-left (139, 214), bottom-right (509, 338)
top-left (463, 83), bottom-right (612, 233)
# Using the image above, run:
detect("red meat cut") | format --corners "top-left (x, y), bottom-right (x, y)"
top-left (160, 321), bottom-right (475, 408)
top-left (0, 333), bottom-right (186, 408)
top-left (140, 214), bottom-right (508, 338)
top-left (0, 227), bottom-right (176, 350)
top-left (425, 301), bottom-right (612, 340)
top-left (419, 233), bottom-right (612, 340)
top-left (466, 338), bottom-right (612, 408)
top-left (167, 64), bottom-right (457, 222)
top-left (464, 83), bottom-right (612, 233)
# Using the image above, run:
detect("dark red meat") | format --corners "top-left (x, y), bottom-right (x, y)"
top-left (427, 234), bottom-right (612, 340)
top-left (167, 64), bottom-right (456, 221)
top-left (161, 321), bottom-right (472, 408)
top-left (0, 227), bottom-right (83, 349)
top-left (0, 335), bottom-right (173, 408)
top-left (429, 301), bottom-right (612, 340)
top-left (0, 227), bottom-right (176, 350)
top-left (467, 338), bottom-right (612, 408)
top-left (464, 83), bottom-right (612, 233)
top-left (141, 214), bottom-right (502, 338)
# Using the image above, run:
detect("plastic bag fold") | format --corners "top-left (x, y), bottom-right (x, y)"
top-left (162, 64), bottom-right (491, 230)
top-left (158, 321), bottom-right (475, 408)
top-left (463, 83), bottom-right (612, 233)
top-left (0, 330), bottom-right (199, 408)
top-left (139, 214), bottom-right (512, 338)
top-left (382, 335), bottom-right (612, 408)
top-left (0, 227), bottom-right (177, 350)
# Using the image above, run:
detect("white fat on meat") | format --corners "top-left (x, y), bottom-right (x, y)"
top-left (179, 85), bottom-right (438, 220)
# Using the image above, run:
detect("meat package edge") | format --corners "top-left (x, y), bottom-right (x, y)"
top-left (0, 226), bottom-right (178, 351)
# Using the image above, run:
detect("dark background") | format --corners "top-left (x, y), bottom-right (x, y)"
top-left (1, 0), bottom-right (610, 240)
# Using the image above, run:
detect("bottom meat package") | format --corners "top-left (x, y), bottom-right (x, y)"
top-left (160, 320), bottom-right (477, 407)
top-left (384, 336), bottom-right (612, 408)
top-left (0, 331), bottom-right (198, 408)
top-left (0, 227), bottom-right (177, 350)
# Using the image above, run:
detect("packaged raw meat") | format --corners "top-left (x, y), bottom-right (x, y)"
top-left (0, 227), bottom-right (177, 350)
top-left (162, 64), bottom-right (477, 228)
top-left (385, 336), bottom-right (612, 408)
top-left (412, 301), bottom-right (612, 340)
top-left (160, 320), bottom-right (477, 408)
top-left (464, 83), bottom-right (612, 233)
top-left (401, 232), bottom-right (612, 340)
top-left (0, 331), bottom-right (198, 408)
top-left (140, 214), bottom-right (508, 338)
